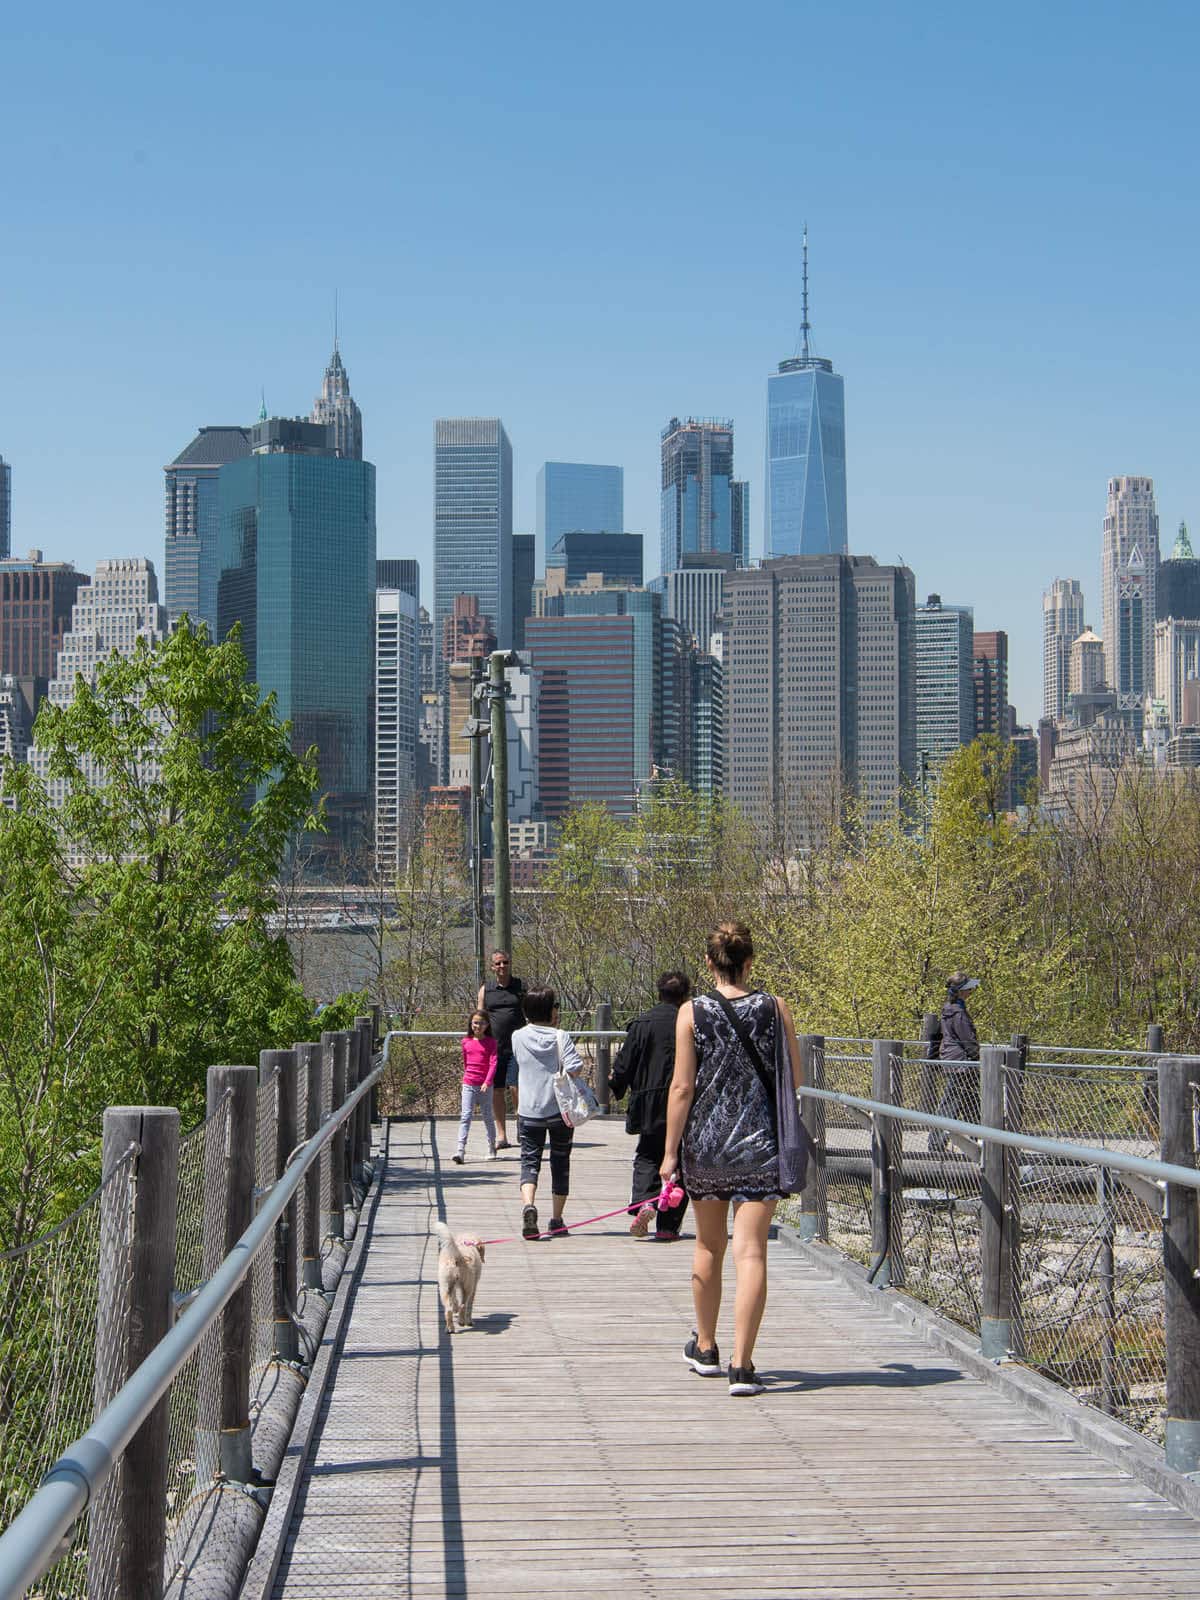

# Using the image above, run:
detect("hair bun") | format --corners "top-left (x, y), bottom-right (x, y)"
top-left (707, 920), bottom-right (754, 979)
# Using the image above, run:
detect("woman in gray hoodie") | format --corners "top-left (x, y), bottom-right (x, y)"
top-left (511, 987), bottom-right (587, 1239)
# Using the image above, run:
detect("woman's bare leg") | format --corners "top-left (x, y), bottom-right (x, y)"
top-left (690, 1198), bottom-right (729, 1350)
top-left (731, 1199), bottom-right (777, 1368)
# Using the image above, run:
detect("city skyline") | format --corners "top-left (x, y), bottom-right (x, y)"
top-left (4, 6), bottom-right (1200, 722)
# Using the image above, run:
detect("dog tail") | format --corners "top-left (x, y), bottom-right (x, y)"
top-left (434, 1220), bottom-right (466, 1263)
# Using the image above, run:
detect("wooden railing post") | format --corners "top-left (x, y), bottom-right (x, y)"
top-left (296, 1043), bottom-right (323, 1290)
top-left (1159, 1054), bottom-right (1200, 1475)
top-left (980, 1044), bottom-right (1022, 1360)
top-left (1144, 1022), bottom-right (1165, 1134)
top-left (797, 1034), bottom-right (826, 1240)
top-left (595, 1000), bottom-right (613, 1113)
top-left (870, 1040), bottom-right (902, 1288)
top-left (370, 1003), bottom-right (383, 1125)
top-left (89, 1107), bottom-right (180, 1600)
top-left (196, 1065), bottom-right (257, 1485)
top-left (325, 1030), bottom-right (349, 1240)
top-left (262, 1048), bottom-right (299, 1363)
top-left (356, 1016), bottom-right (374, 1178)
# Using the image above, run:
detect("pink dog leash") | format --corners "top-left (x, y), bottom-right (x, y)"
top-left (474, 1181), bottom-right (686, 1245)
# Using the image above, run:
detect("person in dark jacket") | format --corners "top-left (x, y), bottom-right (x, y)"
top-left (610, 971), bottom-right (691, 1239)
top-left (928, 972), bottom-right (981, 1156)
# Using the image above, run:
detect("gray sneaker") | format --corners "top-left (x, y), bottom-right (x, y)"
top-left (683, 1333), bottom-right (721, 1376)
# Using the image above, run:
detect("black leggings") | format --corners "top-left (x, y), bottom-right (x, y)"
top-left (518, 1115), bottom-right (574, 1194)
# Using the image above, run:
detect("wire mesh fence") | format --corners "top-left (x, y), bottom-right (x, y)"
top-left (818, 1046), bottom-right (873, 1265)
top-left (162, 1093), bottom-right (231, 1579)
top-left (0, 1148), bottom-right (137, 1599)
top-left (251, 1073), bottom-right (278, 1383)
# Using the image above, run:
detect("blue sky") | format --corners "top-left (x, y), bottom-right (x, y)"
top-left (3, 1), bottom-right (1198, 720)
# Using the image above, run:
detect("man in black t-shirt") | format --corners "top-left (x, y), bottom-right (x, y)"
top-left (478, 950), bottom-right (525, 1150)
top-left (609, 971), bottom-right (691, 1239)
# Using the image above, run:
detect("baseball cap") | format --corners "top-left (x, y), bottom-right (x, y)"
top-left (948, 973), bottom-right (979, 994)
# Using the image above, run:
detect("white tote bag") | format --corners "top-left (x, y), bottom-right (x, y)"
top-left (552, 1029), bottom-right (599, 1128)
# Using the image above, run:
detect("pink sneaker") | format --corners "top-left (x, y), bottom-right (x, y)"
top-left (629, 1203), bottom-right (654, 1238)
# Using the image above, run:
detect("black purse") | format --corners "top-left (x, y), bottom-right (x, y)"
top-left (712, 991), bottom-right (813, 1195)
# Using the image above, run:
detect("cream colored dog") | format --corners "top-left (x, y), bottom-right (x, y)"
top-left (435, 1222), bottom-right (486, 1333)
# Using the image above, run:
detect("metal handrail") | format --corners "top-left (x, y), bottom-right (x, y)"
top-left (0, 1043), bottom-right (388, 1600)
top-left (798, 1084), bottom-right (1199, 1192)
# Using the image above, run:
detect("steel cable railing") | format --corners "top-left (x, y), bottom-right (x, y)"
top-left (0, 1037), bottom-right (384, 1600)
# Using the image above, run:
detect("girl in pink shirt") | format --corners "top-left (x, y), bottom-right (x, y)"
top-left (454, 1011), bottom-right (498, 1163)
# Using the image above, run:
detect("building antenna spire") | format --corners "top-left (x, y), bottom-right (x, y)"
top-left (333, 288), bottom-right (339, 354)
top-left (259, 387), bottom-right (267, 422)
top-left (800, 223), bottom-right (811, 363)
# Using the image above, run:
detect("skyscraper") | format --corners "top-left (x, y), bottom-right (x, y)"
top-left (525, 589), bottom-right (666, 819)
top-left (0, 550), bottom-right (87, 687)
top-left (164, 426), bottom-right (252, 632)
top-left (1043, 578), bottom-right (1086, 722)
top-left (972, 631), bottom-right (1009, 738)
top-left (535, 462), bottom-right (623, 573)
top-left (217, 416), bottom-right (376, 860)
top-left (660, 419), bottom-right (748, 575)
top-left (376, 559), bottom-right (419, 600)
top-left (511, 533), bottom-right (535, 649)
top-left (652, 551), bottom-right (735, 652)
top-left (311, 341), bottom-right (363, 460)
top-left (914, 594), bottom-right (975, 768)
top-left (1158, 522), bottom-right (1200, 621)
top-left (723, 554), bottom-right (914, 838)
top-left (374, 586), bottom-right (419, 879)
top-left (434, 420), bottom-right (513, 695)
top-left (1154, 618), bottom-right (1200, 729)
top-left (546, 531), bottom-right (643, 588)
top-left (1101, 475), bottom-right (1159, 725)
top-left (765, 230), bottom-right (847, 558)
top-left (0, 456), bottom-right (10, 560)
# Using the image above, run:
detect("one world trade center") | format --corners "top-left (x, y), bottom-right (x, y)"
top-left (765, 229), bottom-right (847, 557)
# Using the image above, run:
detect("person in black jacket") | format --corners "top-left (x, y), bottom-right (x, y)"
top-left (928, 972), bottom-right (981, 1156)
top-left (610, 971), bottom-right (691, 1240)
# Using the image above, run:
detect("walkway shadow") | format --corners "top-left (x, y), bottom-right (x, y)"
top-left (765, 1360), bottom-right (964, 1393)
top-left (463, 1311), bottom-right (517, 1335)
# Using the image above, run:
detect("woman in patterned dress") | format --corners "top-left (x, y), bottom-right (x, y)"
top-left (661, 921), bottom-right (802, 1395)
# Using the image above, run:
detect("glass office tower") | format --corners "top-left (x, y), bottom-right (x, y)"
top-left (766, 234), bottom-right (847, 557)
top-left (535, 462), bottom-right (624, 573)
top-left (434, 418), bottom-right (513, 673)
top-left (660, 418), bottom-right (748, 575)
top-left (164, 426), bottom-right (251, 633)
top-left (217, 419), bottom-right (376, 859)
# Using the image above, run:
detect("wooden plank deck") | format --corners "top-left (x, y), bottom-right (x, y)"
top-left (269, 1117), bottom-right (1200, 1599)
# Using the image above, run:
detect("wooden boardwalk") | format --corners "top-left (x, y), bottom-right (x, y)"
top-left (268, 1118), bottom-right (1200, 1599)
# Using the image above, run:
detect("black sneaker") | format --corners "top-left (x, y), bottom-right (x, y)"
top-left (451, 1154), bottom-right (465, 1165)
top-left (728, 1363), bottom-right (766, 1396)
top-left (683, 1333), bottom-right (721, 1376)
top-left (522, 1204), bottom-right (540, 1239)
top-left (547, 1216), bottom-right (568, 1236)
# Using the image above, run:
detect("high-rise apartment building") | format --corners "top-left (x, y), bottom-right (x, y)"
top-left (972, 631), bottom-right (1009, 738)
top-left (311, 341), bottom-right (363, 461)
top-left (217, 417), bottom-right (375, 859)
top-left (547, 531), bottom-right (643, 588)
top-left (652, 552), bottom-right (735, 653)
top-left (765, 231), bottom-right (847, 559)
top-left (525, 589), bottom-right (665, 819)
top-left (434, 420), bottom-right (513, 689)
top-left (1101, 476), bottom-right (1159, 725)
top-left (374, 586), bottom-right (419, 879)
top-left (1158, 522), bottom-right (1200, 621)
top-left (511, 533), bottom-right (535, 649)
top-left (914, 594), bottom-right (975, 768)
top-left (723, 554), bottom-right (914, 837)
top-left (0, 456), bottom-right (10, 560)
top-left (0, 550), bottom-right (88, 687)
top-left (660, 419), bottom-right (748, 575)
top-left (535, 462), bottom-right (623, 573)
top-left (164, 426), bottom-right (252, 632)
top-left (689, 652), bottom-right (725, 797)
top-left (505, 655), bottom-right (539, 823)
top-left (1043, 578), bottom-right (1086, 722)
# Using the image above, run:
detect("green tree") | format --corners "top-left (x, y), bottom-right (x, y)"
top-left (0, 623), bottom-right (320, 1235)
